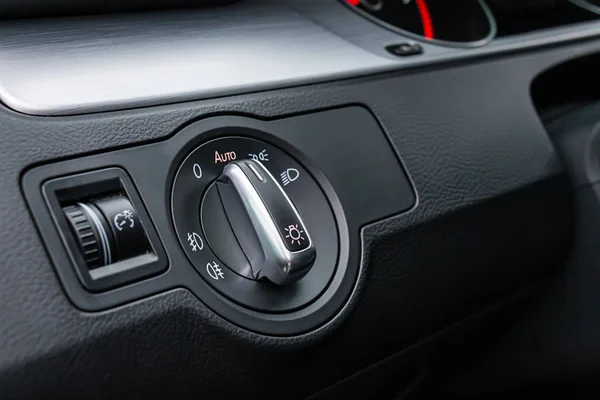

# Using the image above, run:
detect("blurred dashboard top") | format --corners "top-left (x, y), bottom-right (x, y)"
top-left (0, 0), bottom-right (599, 115)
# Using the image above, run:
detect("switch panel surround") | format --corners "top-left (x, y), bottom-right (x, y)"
top-left (42, 168), bottom-right (168, 292)
top-left (22, 107), bottom-right (415, 335)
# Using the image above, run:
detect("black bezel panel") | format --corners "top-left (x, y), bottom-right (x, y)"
top-left (42, 168), bottom-right (168, 292)
top-left (22, 107), bottom-right (415, 335)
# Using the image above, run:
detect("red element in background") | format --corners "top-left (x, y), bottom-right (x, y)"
top-left (347, 0), bottom-right (434, 40)
top-left (415, 0), bottom-right (434, 39)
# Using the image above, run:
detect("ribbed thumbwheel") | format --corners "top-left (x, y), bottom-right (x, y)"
top-left (62, 204), bottom-right (107, 269)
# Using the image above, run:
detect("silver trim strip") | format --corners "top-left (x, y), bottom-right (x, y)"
top-left (246, 162), bottom-right (264, 182)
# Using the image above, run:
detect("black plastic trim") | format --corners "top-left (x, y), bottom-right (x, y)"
top-left (41, 168), bottom-right (168, 292)
top-left (22, 107), bottom-right (415, 335)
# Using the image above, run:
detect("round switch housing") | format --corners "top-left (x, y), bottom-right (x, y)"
top-left (171, 137), bottom-right (339, 313)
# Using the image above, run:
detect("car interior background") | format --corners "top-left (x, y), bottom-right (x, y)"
top-left (1, 0), bottom-right (600, 398)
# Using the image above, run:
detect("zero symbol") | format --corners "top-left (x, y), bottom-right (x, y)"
top-left (193, 163), bottom-right (202, 179)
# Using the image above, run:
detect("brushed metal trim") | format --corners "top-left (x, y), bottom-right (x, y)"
top-left (0, 1), bottom-right (398, 116)
top-left (0, 0), bottom-right (600, 116)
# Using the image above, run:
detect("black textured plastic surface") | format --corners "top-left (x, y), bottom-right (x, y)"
top-left (544, 102), bottom-right (600, 187)
top-left (449, 103), bottom-right (600, 396)
top-left (0, 36), bottom-right (584, 398)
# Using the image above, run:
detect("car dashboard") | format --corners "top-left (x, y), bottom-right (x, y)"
top-left (0, 0), bottom-right (599, 398)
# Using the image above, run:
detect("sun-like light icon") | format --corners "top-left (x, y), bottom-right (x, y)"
top-left (284, 224), bottom-right (305, 245)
